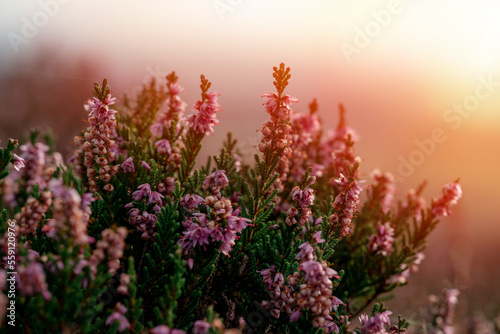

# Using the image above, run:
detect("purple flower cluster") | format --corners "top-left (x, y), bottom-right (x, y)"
top-left (367, 222), bottom-right (395, 256)
top-left (329, 173), bottom-right (366, 237)
top-left (15, 190), bottom-right (52, 236)
top-left (431, 182), bottom-right (462, 218)
top-left (150, 80), bottom-right (187, 139)
top-left (359, 311), bottom-right (392, 334)
top-left (126, 183), bottom-right (165, 240)
top-left (150, 325), bottom-right (186, 334)
top-left (321, 107), bottom-right (361, 178)
top-left (260, 235), bottom-right (343, 332)
top-left (81, 93), bottom-right (119, 192)
top-left (18, 142), bottom-right (53, 191)
top-left (290, 179), bottom-right (316, 226)
top-left (42, 180), bottom-right (92, 245)
top-left (12, 153), bottom-right (25, 171)
top-left (288, 110), bottom-right (322, 182)
top-left (370, 168), bottom-right (396, 214)
top-left (187, 91), bottom-right (221, 136)
top-left (121, 157), bottom-right (136, 173)
top-left (106, 302), bottom-right (130, 333)
top-left (202, 169), bottom-right (229, 197)
top-left (15, 250), bottom-right (52, 301)
top-left (259, 93), bottom-right (298, 183)
top-left (89, 227), bottom-right (127, 276)
top-left (180, 205), bottom-right (251, 256)
top-left (180, 170), bottom-right (251, 256)
top-left (2, 142), bottom-right (57, 207)
top-left (180, 194), bottom-right (204, 211)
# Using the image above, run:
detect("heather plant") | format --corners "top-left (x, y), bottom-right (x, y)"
top-left (0, 63), bottom-right (465, 333)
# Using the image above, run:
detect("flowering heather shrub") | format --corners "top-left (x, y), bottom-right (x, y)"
top-left (0, 64), bottom-right (465, 333)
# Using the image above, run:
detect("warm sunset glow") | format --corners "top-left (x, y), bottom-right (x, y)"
top-left (1, 0), bottom-right (500, 331)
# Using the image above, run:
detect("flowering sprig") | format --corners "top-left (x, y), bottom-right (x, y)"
top-left (259, 63), bottom-right (298, 184)
top-left (367, 222), bottom-right (395, 256)
top-left (259, 235), bottom-right (344, 332)
top-left (431, 181), bottom-right (462, 218)
top-left (328, 163), bottom-right (366, 238)
top-left (80, 79), bottom-right (119, 193)
top-left (150, 72), bottom-right (186, 172)
top-left (179, 75), bottom-right (221, 184)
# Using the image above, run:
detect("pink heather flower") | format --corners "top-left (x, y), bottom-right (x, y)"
top-left (150, 325), bottom-right (170, 334)
top-left (168, 82), bottom-right (183, 95)
top-left (147, 191), bottom-right (165, 206)
top-left (89, 227), bottom-right (127, 276)
top-left (431, 182), bottom-right (462, 218)
top-left (188, 91), bottom-right (221, 136)
top-left (17, 261), bottom-right (51, 301)
top-left (331, 173), bottom-right (366, 237)
top-left (181, 204), bottom-right (251, 256)
top-left (12, 153), bottom-right (25, 171)
top-left (203, 170), bottom-right (229, 196)
top-left (370, 168), bottom-right (396, 214)
top-left (121, 157), bottom-right (135, 173)
top-left (296, 242), bottom-right (315, 262)
top-left (312, 231), bottom-right (325, 244)
top-left (290, 310), bottom-right (301, 322)
top-left (141, 161), bottom-right (151, 170)
top-left (180, 219), bottom-right (211, 249)
top-left (12, 142), bottom-right (51, 192)
top-left (117, 273), bottom-right (130, 295)
top-left (227, 214), bottom-right (252, 232)
top-left (261, 93), bottom-right (298, 120)
top-left (128, 206), bottom-right (158, 240)
top-left (82, 93), bottom-right (119, 192)
top-left (180, 194), bottom-right (205, 211)
top-left (150, 325), bottom-right (186, 334)
top-left (193, 319), bottom-right (211, 334)
top-left (445, 289), bottom-right (459, 305)
top-left (81, 192), bottom-right (96, 215)
top-left (359, 311), bottom-right (392, 334)
top-left (367, 222), bottom-right (395, 256)
top-left (106, 303), bottom-right (130, 333)
top-left (150, 76), bottom-right (187, 139)
top-left (291, 186), bottom-right (316, 209)
top-left (154, 139), bottom-right (172, 155)
top-left (15, 190), bottom-right (52, 236)
top-left (132, 183), bottom-right (152, 201)
top-left (47, 182), bottom-right (90, 245)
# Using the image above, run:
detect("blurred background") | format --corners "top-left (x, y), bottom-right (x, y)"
top-left (1, 0), bottom-right (499, 330)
